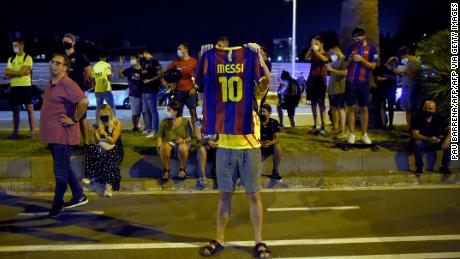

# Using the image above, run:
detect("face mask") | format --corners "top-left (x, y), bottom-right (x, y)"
top-left (423, 111), bottom-right (434, 118)
top-left (49, 65), bottom-right (62, 77)
top-left (63, 42), bottom-right (73, 50)
top-left (177, 50), bottom-right (184, 58)
top-left (13, 47), bottom-right (19, 54)
top-left (330, 54), bottom-right (338, 62)
top-left (130, 59), bottom-right (137, 66)
top-left (100, 115), bottom-right (109, 122)
top-left (259, 115), bottom-right (267, 122)
top-left (401, 58), bottom-right (408, 65)
top-left (166, 112), bottom-right (174, 120)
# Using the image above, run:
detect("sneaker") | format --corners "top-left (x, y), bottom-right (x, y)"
top-left (198, 177), bottom-right (206, 188)
top-left (81, 178), bottom-right (90, 185)
top-left (319, 127), bottom-right (326, 136)
top-left (311, 126), bottom-right (319, 135)
top-left (64, 195), bottom-right (88, 209)
top-left (132, 128), bottom-right (141, 134)
top-left (146, 132), bottom-right (155, 138)
top-left (270, 171), bottom-right (283, 181)
top-left (347, 133), bottom-right (356, 144)
top-left (142, 130), bottom-right (150, 135)
top-left (362, 133), bottom-right (372, 144)
top-left (9, 134), bottom-right (20, 140)
top-left (439, 166), bottom-right (452, 175)
top-left (104, 184), bottom-right (113, 197)
top-left (48, 204), bottom-right (64, 218)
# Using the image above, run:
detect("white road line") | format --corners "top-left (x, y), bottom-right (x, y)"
top-left (18, 211), bottom-right (104, 217)
top-left (267, 206), bottom-right (360, 212)
top-left (279, 252), bottom-right (460, 259)
top-left (1, 235), bottom-right (460, 252)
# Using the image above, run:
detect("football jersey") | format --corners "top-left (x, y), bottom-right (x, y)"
top-left (92, 61), bottom-right (112, 92)
top-left (345, 42), bottom-right (377, 84)
top-left (195, 47), bottom-right (265, 135)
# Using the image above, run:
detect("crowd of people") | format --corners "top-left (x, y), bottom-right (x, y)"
top-left (4, 28), bottom-right (452, 229)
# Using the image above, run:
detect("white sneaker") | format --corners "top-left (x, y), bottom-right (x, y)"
top-left (347, 133), bottom-right (356, 144)
top-left (104, 184), bottom-right (113, 197)
top-left (146, 132), bottom-right (155, 138)
top-left (362, 133), bottom-right (372, 144)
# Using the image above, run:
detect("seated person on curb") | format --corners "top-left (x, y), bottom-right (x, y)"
top-left (411, 100), bottom-right (451, 176)
top-left (195, 118), bottom-right (219, 188)
top-left (156, 100), bottom-right (193, 182)
top-left (260, 103), bottom-right (282, 180)
top-left (83, 104), bottom-right (124, 197)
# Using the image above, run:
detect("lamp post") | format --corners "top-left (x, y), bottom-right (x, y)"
top-left (291, 0), bottom-right (297, 77)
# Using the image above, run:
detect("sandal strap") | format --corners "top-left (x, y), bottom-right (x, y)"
top-left (200, 240), bottom-right (223, 256)
top-left (254, 242), bottom-right (271, 257)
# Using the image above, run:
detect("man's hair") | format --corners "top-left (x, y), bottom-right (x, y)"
top-left (142, 48), bottom-right (151, 54)
top-left (262, 103), bottom-right (272, 113)
top-left (63, 33), bottom-right (77, 42)
top-left (313, 36), bottom-right (324, 44)
top-left (351, 27), bottom-right (366, 37)
top-left (397, 46), bottom-right (412, 57)
top-left (216, 36), bottom-right (229, 43)
top-left (280, 70), bottom-right (291, 81)
top-left (179, 42), bottom-right (189, 50)
top-left (99, 51), bottom-right (109, 59)
top-left (12, 38), bottom-right (25, 45)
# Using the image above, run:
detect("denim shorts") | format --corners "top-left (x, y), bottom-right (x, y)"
top-left (129, 96), bottom-right (142, 116)
top-left (216, 148), bottom-right (261, 193)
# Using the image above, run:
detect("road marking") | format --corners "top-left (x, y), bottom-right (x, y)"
top-left (1, 234), bottom-right (460, 252)
top-left (267, 206), bottom-right (360, 212)
top-left (279, 252), bottom-right (460, 258)
top-left (18, 211), bottom-right (104, 217)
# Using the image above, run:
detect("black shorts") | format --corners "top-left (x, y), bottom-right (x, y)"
top-left (173, 89), bottom-right (197, 109)
top-left (10, 86), bottom-right (32, 106)
top-left (307, 77), bottom-right (327, 102)
top-left (261, 145), bottom-right (274, 157)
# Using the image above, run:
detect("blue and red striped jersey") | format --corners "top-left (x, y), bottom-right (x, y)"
top-left (194, 47), bottom-right (265, 135)
top-left (345, 42), bottom-right (377, 84)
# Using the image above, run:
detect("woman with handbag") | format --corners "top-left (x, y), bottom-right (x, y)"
top-left (83, 104), bottom-right (124, 197)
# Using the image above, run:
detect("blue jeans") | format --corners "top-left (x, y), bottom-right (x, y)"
top-left (95, 91), bottom-right (116, 116)
top-left (412, 139), bottom-right (451, 171)
top-left (49, 144), bottom-right (84, 206)
top-left (142, 93), bottom-right (159, 133)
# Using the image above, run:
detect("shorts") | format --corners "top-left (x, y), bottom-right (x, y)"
top-left (173, 89), bottom-right (197, 109)
top-left (129, 96), bottom-right (142, 116)
top-left (330, 93), bottom-right (346, 109)
top-left (10, 86), bottom-right (32, 106)
top-left (400, 86), bottom-right (416, 111)
top-left (346, 81), bottom-right (370, 107)
top-left (307, 77), bottom-right (327, 102)
top-left (216, 148), bottom-right (261, 193)
top-left (261, 145), bottom-right (274, 157)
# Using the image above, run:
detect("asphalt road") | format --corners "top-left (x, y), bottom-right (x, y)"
top-left (0, 187), bottom-right (460, 258)
top-left (0, 105), bottom-right (408, 131)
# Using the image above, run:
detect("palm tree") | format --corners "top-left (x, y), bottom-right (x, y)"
top-left (339, 0), bottom-right (379, 53)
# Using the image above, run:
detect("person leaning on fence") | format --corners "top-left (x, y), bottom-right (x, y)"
top-left (83, 104), bottom-right (124, 197)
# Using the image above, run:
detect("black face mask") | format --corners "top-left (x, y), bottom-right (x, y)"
top-left (260, 115), bottom-right (267, 122)
top-left (100, 115), bottom-right (109, 122)
top-left (63, 42), bottom-right (73, 50)
top-left (423, 111), bottom-right (434, 118)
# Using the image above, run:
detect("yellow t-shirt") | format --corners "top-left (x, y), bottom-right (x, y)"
top-left (7, 54), bottom-right (33, 87)
top-left (218, 81), bottom-right (268, 150)
top-left (93, 61), bottom-right (112, 92)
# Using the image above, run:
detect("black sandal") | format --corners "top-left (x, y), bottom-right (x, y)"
top-left (161, 169), bottom-right (170, 182)
top-left (178, 168), bottom-right (187, 180)
top-left (199, 240), bottom-right (224, 257)
top-left (253, 242), bottom-right (271, 258)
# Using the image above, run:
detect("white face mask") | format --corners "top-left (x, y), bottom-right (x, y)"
top-left (13, 47), bottom-right (20, 54)
top-left (166, 111), bottom-right (174, 120)
top-left (130, 59), bottom-right (137, 66)
top-left (401, 58), bottom-right (409, 65)
top-left (177, 50), bottom-right (184, 58)
top-left (330, 54), bottom-right (338, 62)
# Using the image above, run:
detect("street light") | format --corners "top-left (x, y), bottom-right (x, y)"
top-left (284, 0), bottom-right (297, 76)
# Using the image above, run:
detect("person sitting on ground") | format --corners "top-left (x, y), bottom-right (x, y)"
top-left (195, 118), bottom-right (218, 188)
top-left (325, 46), bottom-right (348, 139)
top-left (83, 104), bottom-right (124, 197)
top-left (411, 100), bottom-right (451, 176)
top-left (156, 100), bottom-right (193, 182)
top-left (260, 103), bottom-right (282, 180)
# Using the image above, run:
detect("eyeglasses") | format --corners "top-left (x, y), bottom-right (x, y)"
top-left (49, 60), bottom-right (64, 66)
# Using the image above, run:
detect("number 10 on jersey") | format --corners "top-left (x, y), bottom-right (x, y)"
top-left (219, 76), bottom-right (243, 103)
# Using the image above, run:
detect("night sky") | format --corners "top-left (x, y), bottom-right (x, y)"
top-left (2, 0), bottom-right (449, 51)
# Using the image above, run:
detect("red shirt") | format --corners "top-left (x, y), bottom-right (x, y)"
top-left (307, 51), bottom-right (329, 85)
top-left (40, 76), bottom-right (87, 145)
top-left (166, 58), bottom-right (197, 91)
